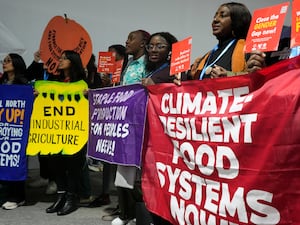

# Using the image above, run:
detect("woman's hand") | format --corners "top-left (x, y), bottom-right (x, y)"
top-left (209, 65), bottom-right (227, 78)
top-left (141, 77), bottom-right (155, 86)
top-left (246, 50), bottom-right (266, 73)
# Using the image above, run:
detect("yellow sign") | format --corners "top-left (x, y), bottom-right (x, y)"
top-left (26, 80), bottom-right (88, 155)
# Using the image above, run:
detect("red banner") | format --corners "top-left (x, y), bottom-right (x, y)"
top-left (142, 56), bottom-right (300, 225)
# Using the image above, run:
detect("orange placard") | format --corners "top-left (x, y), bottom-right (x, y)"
top-left (245, 2), bottom-right (289, 53)
top-left (170, 36), bottom-right (192, 75)
top-left (97, 52), bottom-right (116, 73)
top-left (111, 60), bottom-right (124, 84)
top-left (39, 15), bottom-right (93, 75)
top-left (291, 0), bottom-right (300, 48)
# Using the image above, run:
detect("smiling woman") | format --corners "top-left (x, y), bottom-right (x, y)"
top-left (142, 32), bottom-right (182, 86)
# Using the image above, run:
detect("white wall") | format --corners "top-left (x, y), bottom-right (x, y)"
top-left (0, 0), bottom-right (291, 68)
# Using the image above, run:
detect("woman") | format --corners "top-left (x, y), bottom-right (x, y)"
top-left (88, 45), bottom-right (128, 208)
top-left (191, 2), bottom-right (252, 80)
top-left (142, 32), bottom-right (178, 86)
top-left (142, 32), bottom-right (180, 225)
top-left (0, 53), bottom-right (28, 210)
top-left (45, 50), bottom-right (88, 216)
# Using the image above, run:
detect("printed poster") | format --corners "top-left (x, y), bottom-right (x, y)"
top-left (245, 2), bottom-right (289, 53)
top-left (97, 51), bottom-right (116, 73)
top-left (170, 36), bottom-right (192, 75)
top-left (291, 0), bottom-right (300, 48)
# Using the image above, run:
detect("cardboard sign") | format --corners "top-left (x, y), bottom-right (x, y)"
top-left (97, 51), bottom-right (116, 73)
top-left (245, 2), bottom-right (289, 53)
top-left (170, 36), bottom-right (192, 75)
top-left (39, 15), bottom-right (93, 75)
top-left (26, 80), bottom-right (89, 156)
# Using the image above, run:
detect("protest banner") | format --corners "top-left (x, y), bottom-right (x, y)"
top-left (0, 85), bottom-right (34, 181)
top-left (88, 84), bottom-right (148, 167)
top-left (142, 56), bottom-right (300, 225)
top-left (26, 80), bottom-right (89, 155)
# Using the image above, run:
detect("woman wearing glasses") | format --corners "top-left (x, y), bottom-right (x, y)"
top-left (141, 32), bottom-right (181, 225)
top-left (142, 32), bottom-right (179, 86)
top-left (0, 53), bottom-right (28, 210)
top-left (0, 54), bottom-right (28, 85)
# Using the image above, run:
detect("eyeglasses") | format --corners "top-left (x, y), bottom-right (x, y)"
top-left (0, 59), bottom-right (12, 64)
top-left (146, 44), bottom-right (168, 51)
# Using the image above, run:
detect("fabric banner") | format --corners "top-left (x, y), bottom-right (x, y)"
top-left (26, 80), bottom-right (89, 155)
top-left (0, 85), bottom-right (34, 181)
top-left (88, 84), bottom-right (148, 167)
top-left (142, 56), bottom-right (300, 225)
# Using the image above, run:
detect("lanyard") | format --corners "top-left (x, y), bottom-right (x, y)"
top-left (146, 62), bottom-right (169, 78)
top-left (43, 70), bottom-right (49, 80)
top-left (199, 39), bottom-right (236, 80)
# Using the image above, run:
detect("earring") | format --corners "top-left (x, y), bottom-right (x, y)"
top-left (167, 51), bottom-right (171, 60)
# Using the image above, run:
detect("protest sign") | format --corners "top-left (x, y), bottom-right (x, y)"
top-left (0, 85), bottom-right (34, 181)
top-left (245, 2), bottom-right (289, 53)
top-left (97, 51), bottom-right (116, 73)
top-left (170, 36), bottom-right (192, 75)
top-left (26, 80), bottom-right (89, 155)
top-left (88, 84), bottom-right (148, 167)
top-left (39, 15), bottom-right (92, 75)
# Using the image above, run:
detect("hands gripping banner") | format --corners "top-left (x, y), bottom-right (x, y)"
top-left (142, 56), bottom-right (300, 225)
top-left (0, 85), bottom-right (34, 181)
top-left (26, 80), bottom-right (88, 155)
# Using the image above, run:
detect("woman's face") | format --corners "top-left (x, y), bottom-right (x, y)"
top-left (146, 35), bottom-right (169, 64)
top-left (212, 5), bottom-right (233, 40)
top-left (58, 53), bottom-right (71, 70)
top-left (2, 55), bottom-right (14, 73)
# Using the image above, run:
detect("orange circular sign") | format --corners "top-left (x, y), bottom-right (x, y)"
top-left (39, 15), bottom-right (92, 75)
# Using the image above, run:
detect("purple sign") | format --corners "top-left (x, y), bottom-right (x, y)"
top-left (88, 84), bottom-right (148, 167)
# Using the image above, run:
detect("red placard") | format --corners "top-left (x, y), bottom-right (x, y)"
top-left (97, 52), bottom-right (116, 73)
top-left (170, 36), bottom-right (192, 75)
top-left (245, 2), bottom-right (289, 53)
top-left (111, 59), bottom-right (124, 84)
top-left (291, 0), bottom-right (300, 48)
